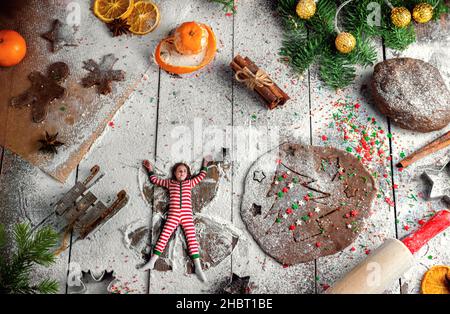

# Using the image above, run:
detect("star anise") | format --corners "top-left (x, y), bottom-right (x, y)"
top-left (39, 131), bottom-right (65, 154)
top-left (107, 19), bottom-right (131, 37)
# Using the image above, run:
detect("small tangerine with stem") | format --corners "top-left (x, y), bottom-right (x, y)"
top-left (173, 21), bottom-right (209, 55)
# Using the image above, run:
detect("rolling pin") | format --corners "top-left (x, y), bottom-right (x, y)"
top-left (327, 210), bottom-right (450, 294)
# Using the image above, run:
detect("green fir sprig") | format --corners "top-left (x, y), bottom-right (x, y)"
top-left (278, 0), bottom-right (448, 89)
top-left (210, 0), bottom-right (236, 14)
top-left (0, 223), bottom-right (59, 294)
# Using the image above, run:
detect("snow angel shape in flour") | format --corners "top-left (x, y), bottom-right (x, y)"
top-left (139, 157), bottom-right (212, 282)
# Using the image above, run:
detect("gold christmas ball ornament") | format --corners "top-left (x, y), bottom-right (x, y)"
top-left (296, 0), bottom-right (316, 20)
top-left (413, 3), bottom-right (434, 24)
top-left (335, 32), bottom-right (356, 54)
top-left (391, 7), bottom-right (411, 28)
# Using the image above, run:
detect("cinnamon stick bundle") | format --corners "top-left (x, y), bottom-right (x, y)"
top-left (230, 55), bottom-right (290, 109)
top-left (397, 131), bottom-right (450, 168)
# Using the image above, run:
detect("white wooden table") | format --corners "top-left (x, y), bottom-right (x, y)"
top-left (0, 0), bottom-right (449, 294)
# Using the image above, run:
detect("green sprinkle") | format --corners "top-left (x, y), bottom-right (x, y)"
top-left (387, 133), bottom-right (393, 139)
top-left (293, 177), bottom-right (299, 183)
top-left (59, 106), bottom-right (66, 112)
top-left (301, 215), bottom-right (309, 222)
top-left (427, 255), bottom-right (433, 260)
top-left (292, 203), bottom-right (299, 210)
top-left (251, 114), bottom-right (257, 120)
top-left (276, 218), bottom-right (282, 223)
top-left (400, 152), bottom-right (406, 158)
top-left (278, 191), bottom-right (284, 198)
top-left (308, 192), bottom-right (313, 197)
top-left (346, 147), bottom-right (352, 153)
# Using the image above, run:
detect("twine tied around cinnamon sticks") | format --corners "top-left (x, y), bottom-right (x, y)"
top-left (231, 55), bottom-right (289, 110)
top-left (235, 67), bottom-right (274, 90)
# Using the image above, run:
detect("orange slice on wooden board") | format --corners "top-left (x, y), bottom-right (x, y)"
top-left (154, 24), bottom-right (217, 75)
top-left (94, 0), bottom-right (135, 23)
top-left (421, 265), bottom-right (450, 294)
top-left (127, 1), bottom-right (160, 35)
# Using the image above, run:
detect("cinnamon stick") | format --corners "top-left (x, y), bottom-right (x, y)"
top-left (397, 131), bottom-right (450, 168)
top-left (231, 55), bottom-right (290, 110)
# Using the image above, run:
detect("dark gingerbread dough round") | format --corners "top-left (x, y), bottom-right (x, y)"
top-left (241, 143), bottom-right (377, 265)
top-left (371, 58), bottom-right (450, 132)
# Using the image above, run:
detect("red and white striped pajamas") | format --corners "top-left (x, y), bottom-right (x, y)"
top-left (149, 168), bottom-right (207, 259)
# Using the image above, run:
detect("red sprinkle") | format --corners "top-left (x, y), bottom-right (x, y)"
top-left (303, 195), bottom-right (310, 201)
top-left (404, 225), bottom-right (410, 231)
top-left (350, 210), bottom-right (359, 217)
top-left (321, 135), bottom-right (328, 141)
top-left (354, 103), bottom-right (361, 109)
top-left (289, 225), bottom-right (296, 231)
top-left (350, 247), bottom-right (356, 252)
top-left (418, 219), bottom-right (426, 225)
top-left (286, 208), bottom-right (293, 215)
top-left (365, 249), bottom-right (371, 255)
top-left (282, 187), bottom-right (289, 193)
top-left (108, 121), bottom-right (115, 127)
top-left (308, 212), bottom-right (314, 217)
top-left (315, 242), bottom-right (322, 248)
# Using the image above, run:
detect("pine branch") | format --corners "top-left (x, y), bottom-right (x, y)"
top-left (0, 223), bottom-right (59, 294)
top-left (209, 0), bottom-right (235, 13)
top-left (319, 49), bottom-right (356, 90)
top-left (277, 0), bottom-right (448, 89)
top-left (34, 278), bottom-right (59, 294)
top-left (382, 25), bottom-right (416, 50)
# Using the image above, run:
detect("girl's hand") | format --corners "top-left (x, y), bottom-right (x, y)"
top-left (143, 160), bottom-right (153, 171)
top-left (203, 155), bottom-right (212, 167)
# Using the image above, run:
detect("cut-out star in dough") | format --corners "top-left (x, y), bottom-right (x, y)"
top-left (253, 170), bottom-right (266, 183)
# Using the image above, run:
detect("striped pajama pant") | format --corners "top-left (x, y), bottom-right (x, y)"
top-left (149, 168), bottom-right (207, 259)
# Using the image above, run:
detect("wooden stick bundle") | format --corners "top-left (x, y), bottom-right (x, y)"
top-left (397, 131), bottom-right (450, 168)
top-left (230, 55), bottom-right (290, 109)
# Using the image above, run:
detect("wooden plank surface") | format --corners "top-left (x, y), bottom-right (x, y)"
top-left (0, 0), bottom-right (449, 295)
top-left (385, 17), bottom-right (450, 294)
top-left (67, 64), bottom-right (160, 294)
top-left (0, 149), bottom-right (75, 293)
top-left (309, 39), bottom-right (400, 293)
top-left (148, 0), bottom-right (234, 294)
top-left (231, 0), bottom-right (315, 293)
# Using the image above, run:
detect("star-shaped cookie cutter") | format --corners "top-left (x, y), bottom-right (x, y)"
top-left (422, 160), bottom-right (450, 204)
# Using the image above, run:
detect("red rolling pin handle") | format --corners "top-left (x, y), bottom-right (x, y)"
top-left (402, 210), bottom-right (450, 254)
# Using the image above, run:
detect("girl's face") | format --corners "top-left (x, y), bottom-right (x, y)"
top-left (175, 165), bottom-right (188, 181)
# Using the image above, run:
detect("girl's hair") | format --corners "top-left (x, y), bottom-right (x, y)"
top-left (171, 162), bottom-right (191, 180)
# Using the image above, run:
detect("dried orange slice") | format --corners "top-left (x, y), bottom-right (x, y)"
top-left (421, 265), bottom-right (450, 294)
top-left (154, 24), bottom-right (217, 75)
top-left (94, 0), bottom-right (134, 23)
top-left (127, 1), bottom-right (160, 35)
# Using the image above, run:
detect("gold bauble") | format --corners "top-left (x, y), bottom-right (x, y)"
top-left (296, 0), bottom-right (316, 20)
top-left (335, 32), bottom-right (356, 54)
top-left (391, 7), bottom-right (411, 28)
top-left (412, 3), bottom-right (434, 24)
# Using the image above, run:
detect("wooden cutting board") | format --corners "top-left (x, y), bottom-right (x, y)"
top-left (0, 0), bottom-right (157, 182)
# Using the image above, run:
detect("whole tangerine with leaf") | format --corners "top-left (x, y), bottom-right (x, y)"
top-left (0, 30), bottom-right (27, 67)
